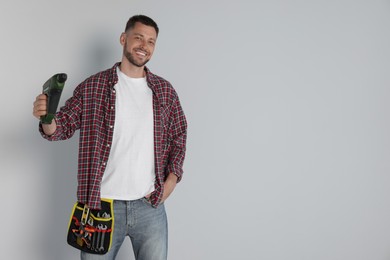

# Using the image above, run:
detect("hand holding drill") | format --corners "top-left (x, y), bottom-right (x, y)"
top-left (33, 73), bottom-right (67, 135)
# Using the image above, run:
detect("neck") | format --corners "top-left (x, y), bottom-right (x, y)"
top-left (119, 58), bottom-right (145, 78)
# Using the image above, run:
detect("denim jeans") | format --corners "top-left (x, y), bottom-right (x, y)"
top-left (80, 199), bottom-right (168, 260)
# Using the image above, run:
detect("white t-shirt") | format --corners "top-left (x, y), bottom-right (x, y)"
top-left (100, 67), bottom-right (155, 200)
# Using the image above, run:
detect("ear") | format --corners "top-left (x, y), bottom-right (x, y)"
top-left (120, 33), bottom-right (126, 46)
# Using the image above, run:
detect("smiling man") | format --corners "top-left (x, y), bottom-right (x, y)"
top-left (32, 15), bottom-right (187, 260)
top-left (121, 23), bottom-right (155, 69)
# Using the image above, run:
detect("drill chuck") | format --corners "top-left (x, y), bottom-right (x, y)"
top-left (57, 73), bottom-right (67, 83)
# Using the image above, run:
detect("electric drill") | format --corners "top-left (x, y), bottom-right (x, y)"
top-left (40, 73), bottom-right (67, 124)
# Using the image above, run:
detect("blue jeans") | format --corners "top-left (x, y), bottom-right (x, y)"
top-left (80, 199), bottom-right (168, 260)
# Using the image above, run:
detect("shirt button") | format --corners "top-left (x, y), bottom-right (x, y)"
top-left (109, 125), bottom-right (113, 129)
top-left (102, 162), bottom-right (106, 166)
top-left (111, 106), bottom-right (114, 110)
top-left (112, 90), bottom-right (116, 94)
top-left (107, 144), bottom-right (110, 147)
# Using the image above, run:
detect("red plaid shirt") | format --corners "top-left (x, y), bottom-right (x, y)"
top-left (40, 63), bottom-right (187, 209)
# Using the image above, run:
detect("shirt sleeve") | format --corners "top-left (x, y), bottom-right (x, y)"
top-left (166, 98), bottom-right (187, 182)
top-left (39, 86), bottom-right (82, 141)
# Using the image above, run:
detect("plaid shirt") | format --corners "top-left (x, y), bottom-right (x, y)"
top-left (40, 63), bottom-right (187, 209)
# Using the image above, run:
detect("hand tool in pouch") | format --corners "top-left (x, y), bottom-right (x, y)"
top-left (67, 199), bottom-right (114, 255)
top-left (40, 73), bottom-right (67, 124)
top-left (76, 204), bottom-right (90, 247)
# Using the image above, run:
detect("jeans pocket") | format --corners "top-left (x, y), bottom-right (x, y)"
top-left (141, 197), bottom-right (153, 206)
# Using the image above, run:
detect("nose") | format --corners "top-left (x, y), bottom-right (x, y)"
top-left (139, 39), bottom-right (147, 49)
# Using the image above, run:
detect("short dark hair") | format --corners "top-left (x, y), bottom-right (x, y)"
top-left (125, 15), bottom-right (159, 36)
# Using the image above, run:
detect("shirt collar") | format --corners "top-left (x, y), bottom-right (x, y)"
top-left (111, 62), bottom-right (158, 95)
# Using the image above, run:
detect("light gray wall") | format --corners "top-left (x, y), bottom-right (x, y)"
top-left (1, 0), bottom-right (390, 259)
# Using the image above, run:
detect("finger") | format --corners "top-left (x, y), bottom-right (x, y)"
top-left (35, 94), bottom-right (47, 101)
top-left (33, 95), bottom-right (47, 108)
top-left (33, 107), bottom-right (46, 117)
top-left (35, 103), bottom-right (47, 111)
top-left (33, 99), bottom-right (46, 106)
top-left (33, 103), bottom-right (47, 115)
top-left (33, 100), bottom-right (48, 118)
top-left (33, 94), bottom-right (44, 119)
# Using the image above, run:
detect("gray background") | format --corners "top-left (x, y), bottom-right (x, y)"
top-left (1, 0), bottom-right (390, 259)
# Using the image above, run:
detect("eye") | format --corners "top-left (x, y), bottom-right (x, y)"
top-left (148, 41), bottom-right (155, 46)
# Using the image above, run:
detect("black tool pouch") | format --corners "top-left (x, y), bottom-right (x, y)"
top-left (67, 199), bottom-right (114, 255)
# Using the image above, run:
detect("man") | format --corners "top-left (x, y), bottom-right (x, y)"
top-left (32, 15), bottom-right (187, 260)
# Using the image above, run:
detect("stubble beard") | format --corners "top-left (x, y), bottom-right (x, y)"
top-left (124, 42), bottom-right (150, 68)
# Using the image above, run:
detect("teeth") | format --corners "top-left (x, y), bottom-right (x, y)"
top-left (136, 51), bottom-right (146, 56)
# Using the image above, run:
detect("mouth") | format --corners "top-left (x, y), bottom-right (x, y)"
top-left (134, 49), bottom-right (148, 58)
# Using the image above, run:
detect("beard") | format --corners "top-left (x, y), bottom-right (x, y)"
top-left (123, 41), bottom-right (150, 67)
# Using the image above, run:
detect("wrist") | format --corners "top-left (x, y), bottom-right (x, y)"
top-left (41, 120), bottom-right (57, 136)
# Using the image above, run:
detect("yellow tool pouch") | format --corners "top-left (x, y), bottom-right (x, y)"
top-left (67, 199), bottom-right (114, 255)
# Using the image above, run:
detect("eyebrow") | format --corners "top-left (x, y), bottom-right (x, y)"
top-left (133, 33), bottom-right (156, 42)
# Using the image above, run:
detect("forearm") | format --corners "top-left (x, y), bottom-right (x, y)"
top-left (162, 172), bottom-right (178, 202)
top-left (160, 98), bottom-right (187, 202)
top-left (167, 98), bottom-right (187, 182)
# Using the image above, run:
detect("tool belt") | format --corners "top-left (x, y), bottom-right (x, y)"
top-left (67, 199), bottom-right (114, 255)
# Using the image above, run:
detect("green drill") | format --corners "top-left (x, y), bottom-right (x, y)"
top-left (40, 73), bottom-right (67, 124)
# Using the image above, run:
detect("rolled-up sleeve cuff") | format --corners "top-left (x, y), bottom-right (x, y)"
top-left (167, 164), bottom-right (183, 183)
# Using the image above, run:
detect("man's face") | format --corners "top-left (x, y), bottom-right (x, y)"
top-left (121, 22), bottom-right (157, 68)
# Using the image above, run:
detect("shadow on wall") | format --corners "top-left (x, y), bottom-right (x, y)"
top-left (37, 33), bottom-right (126, 260)
top-left (78, 31), bottom-right (120, 78)
top-left (41, 129), bottom-right (79, 259)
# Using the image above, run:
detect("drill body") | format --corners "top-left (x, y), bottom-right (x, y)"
top-left (40, 73), bottom-right (67, 124)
